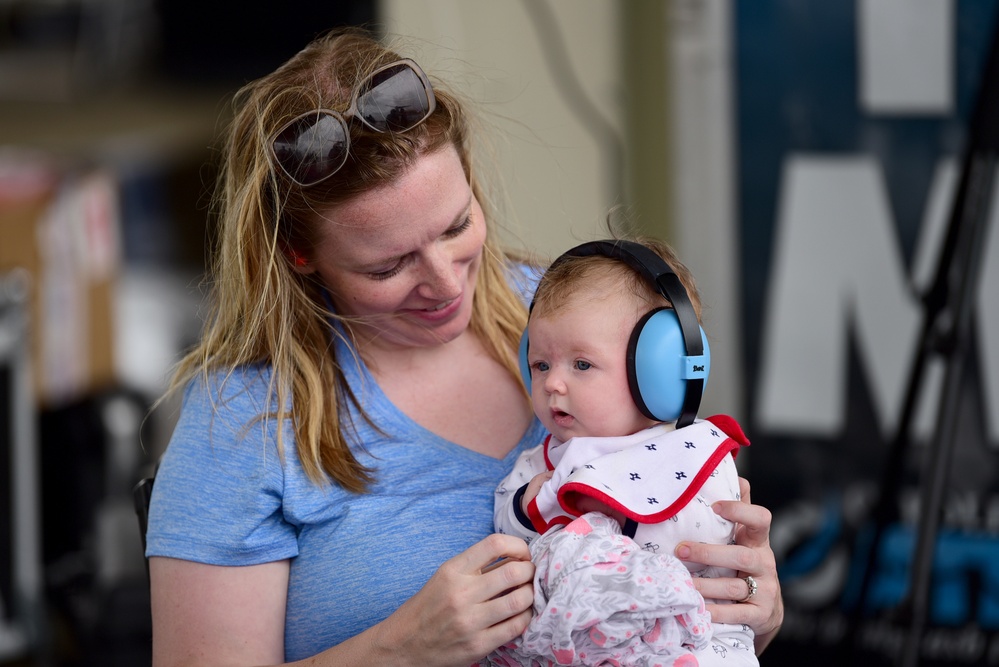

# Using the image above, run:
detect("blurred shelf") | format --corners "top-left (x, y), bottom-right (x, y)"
top-left (0, 84), bottom-right (234, 164)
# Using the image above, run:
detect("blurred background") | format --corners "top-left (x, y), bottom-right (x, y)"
top-left (1, 0), bottom-right (998, 665)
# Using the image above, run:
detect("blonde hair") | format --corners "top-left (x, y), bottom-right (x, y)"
top-left (530, 236), bottom-right (703, 324)
top-left (166, 28), bottom-right (528, 492)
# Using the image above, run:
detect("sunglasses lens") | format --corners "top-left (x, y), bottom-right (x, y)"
top-left (271, 61), bottom-right (435, 186)
top-left (272, 112), bottom-right (348, 186)
top-left (356, 63), bottom-right (432, 132)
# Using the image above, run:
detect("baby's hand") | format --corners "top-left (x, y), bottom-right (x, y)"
top-left (521, 471), bottom-right (554, 514)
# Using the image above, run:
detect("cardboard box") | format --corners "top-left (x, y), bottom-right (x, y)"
top-left (0, 153), bottom-right (119, 406)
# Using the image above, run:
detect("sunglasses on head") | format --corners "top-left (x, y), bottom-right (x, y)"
top-left (269, 58), bottom-right (437, 187)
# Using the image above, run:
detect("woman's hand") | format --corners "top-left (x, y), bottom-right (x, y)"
top-left (370, 533), bottom-right (535, 667)
top-left (674, 477), bottom-right (784, 655)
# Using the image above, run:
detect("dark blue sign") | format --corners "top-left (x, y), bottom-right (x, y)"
top-left (737, 2), bottom-right (999, 665)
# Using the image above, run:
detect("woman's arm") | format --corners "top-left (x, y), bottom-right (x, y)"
top-left (150, 557), bottom-right (288, 666)
top-left (150, 534), bottom-right (536, 667)
top-left (674, 477), bottom-right (784, 655)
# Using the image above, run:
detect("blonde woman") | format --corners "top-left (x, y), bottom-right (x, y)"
top-left (145, 28), bottom-right (783, 666)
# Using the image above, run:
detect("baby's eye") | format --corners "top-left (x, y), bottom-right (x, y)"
top-left (574, 360), bottom-right (591, 371)
top-left (532, 361), bottom-right (550, 373)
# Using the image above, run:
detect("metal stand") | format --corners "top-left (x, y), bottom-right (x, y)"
top-left (851, 11), bottom-right (999, 666)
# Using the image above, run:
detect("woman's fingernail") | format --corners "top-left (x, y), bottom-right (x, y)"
top-left (676, 544), bottom-right (691, 559)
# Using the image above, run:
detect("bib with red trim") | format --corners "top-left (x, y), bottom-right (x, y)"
top-left (526, 415), bottom-right (749, 535)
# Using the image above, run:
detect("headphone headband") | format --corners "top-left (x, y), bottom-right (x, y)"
top-left (549, 240), bottom-right (704, 359)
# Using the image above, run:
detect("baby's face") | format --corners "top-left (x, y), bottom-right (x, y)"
top-left (526, 285), bottom-right (656, 442)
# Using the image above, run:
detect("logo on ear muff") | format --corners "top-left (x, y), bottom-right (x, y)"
top-left (519, 239), bottom-right (710, 428)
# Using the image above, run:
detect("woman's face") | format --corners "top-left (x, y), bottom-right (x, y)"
top-left (306, 146), bottom-right (487, 351)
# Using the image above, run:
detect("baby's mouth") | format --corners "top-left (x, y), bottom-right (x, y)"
top-left (551, 409), bottom-right (574, 427)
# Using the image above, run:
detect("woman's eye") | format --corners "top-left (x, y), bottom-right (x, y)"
top-left (574, 360), bottom-right (591, 371)
top-left (369, 262), bottom-right (404, 280)
top-left (444, 216), bottom-right (473, 238)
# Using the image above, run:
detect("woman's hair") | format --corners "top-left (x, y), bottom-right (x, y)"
top-left (167, 27), bottom-right (529, 492)
top-left (530, 236), bottom-right (703, 324)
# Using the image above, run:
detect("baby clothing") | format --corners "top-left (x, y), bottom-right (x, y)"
top-left (492, 416), bottom-right (758, 666)
top-left (482, 512), bottom-right (713, 667)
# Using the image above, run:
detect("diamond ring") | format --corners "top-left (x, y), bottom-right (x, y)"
top-left (742, 575), bottom-right (758, 602)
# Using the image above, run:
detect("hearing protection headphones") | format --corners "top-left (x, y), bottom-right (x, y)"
top-left (518, 239), bottom-right (710, 429)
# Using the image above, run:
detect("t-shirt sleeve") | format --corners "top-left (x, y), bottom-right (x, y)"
top-left (145, 370), bottom-right (299, 565)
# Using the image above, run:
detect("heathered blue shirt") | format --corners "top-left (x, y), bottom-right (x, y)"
top-left (145, 265), bottom-right (544, 661)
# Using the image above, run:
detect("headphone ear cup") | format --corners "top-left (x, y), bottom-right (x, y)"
top-left (519, 328), bottom-right (532, 392)
top-left (627, 308), bottom-right (710, 422)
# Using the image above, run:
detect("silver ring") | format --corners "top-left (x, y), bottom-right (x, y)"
top-left (742, 575), bottom-right (758, 602)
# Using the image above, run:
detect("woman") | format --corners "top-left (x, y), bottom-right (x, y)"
top-left (146, 27), bottom-right (783, 666)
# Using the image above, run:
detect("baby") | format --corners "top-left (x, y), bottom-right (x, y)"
top-left (487, 238), bottom-right (757, 667)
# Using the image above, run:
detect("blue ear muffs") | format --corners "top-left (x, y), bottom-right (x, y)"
top-left (627, 307), bottom-right (709, 424)
top-left (519, 328), bottom-right (532, 392)
top-left (519, 239), bottom-right (709, 428)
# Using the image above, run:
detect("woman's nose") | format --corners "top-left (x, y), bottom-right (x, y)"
top-left (419, 247), bottom-right (461, 296)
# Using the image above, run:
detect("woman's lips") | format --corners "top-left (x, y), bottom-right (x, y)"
top-left (425, 299), bottom-right (453, 312)
top-left (406, 293), bottom-right (462, 321)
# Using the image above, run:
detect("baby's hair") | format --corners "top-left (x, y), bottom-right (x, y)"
top-left (531, 236), bottom-right (702, 323)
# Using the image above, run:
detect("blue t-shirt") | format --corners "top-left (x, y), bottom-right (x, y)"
top-left (146, 266), bottom-right (545, 661)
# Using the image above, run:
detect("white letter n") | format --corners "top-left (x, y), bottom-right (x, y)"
top-left (755, 155), bottom-right (921, 438)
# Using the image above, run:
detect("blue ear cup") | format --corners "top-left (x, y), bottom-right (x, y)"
top-left (519, 328), bottom-right (532, 392)
top-left (627, 308), bottom-right (710, 423)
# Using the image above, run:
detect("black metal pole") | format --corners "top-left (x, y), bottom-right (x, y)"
top-left (898, 150), bottom-right (996, 665)
top-left (850, 11), bottom-right (999, 664)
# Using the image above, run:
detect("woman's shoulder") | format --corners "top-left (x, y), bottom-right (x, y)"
top-left (180, 363), bottom-right (274, 410)
top-left (169, 362), bottom-right (281, 452)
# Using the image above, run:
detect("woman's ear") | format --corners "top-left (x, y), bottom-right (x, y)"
top-left (287, 247), bottom-right (316, 274)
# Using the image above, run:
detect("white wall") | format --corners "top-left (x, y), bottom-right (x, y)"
top-left (381, 0), bottom-right (743, 419)
top-left (667, 0), bottom-right (743, 420)
top-left (380, 0), bottom-right (623, 262)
